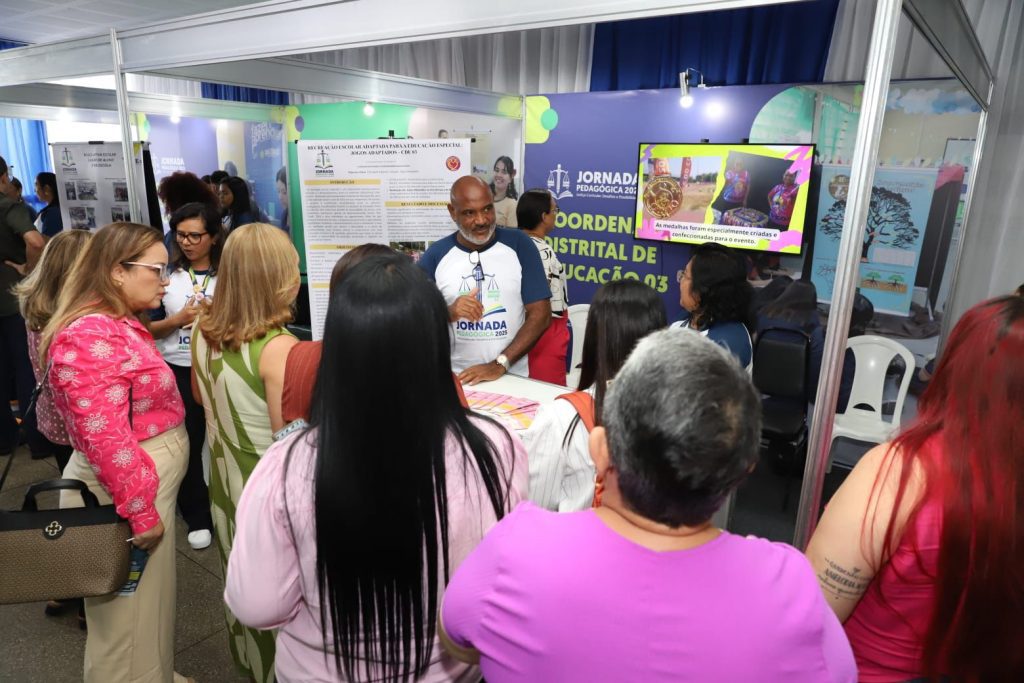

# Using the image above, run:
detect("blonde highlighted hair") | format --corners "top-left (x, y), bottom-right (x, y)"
top-left (197, 223), bottom-right (298, 352)
top-left (15, 229), bottom-right (93, 331)
top-left (40, 222), bottom-right (163, 363)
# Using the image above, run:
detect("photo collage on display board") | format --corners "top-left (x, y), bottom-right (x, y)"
top-left (52, 142), bottom-right (138, 232)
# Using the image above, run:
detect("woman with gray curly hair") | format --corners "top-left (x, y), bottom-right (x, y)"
top-left (440, 329), bottom-right (856, 682)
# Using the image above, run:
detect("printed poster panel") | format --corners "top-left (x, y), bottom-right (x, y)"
top-left (810, 165), bottom-right (938, 315)
top-left (52, 142), bottom-right (147, 231)
top-left (296, 138), bottom-right (470, 339)
top-left (244, 121), bottom-right (286, 228)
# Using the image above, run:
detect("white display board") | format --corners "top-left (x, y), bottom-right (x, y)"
top-left (51, 142), bottom-right (149, 231)
top-left (296, 138), bottom-right (470, 339)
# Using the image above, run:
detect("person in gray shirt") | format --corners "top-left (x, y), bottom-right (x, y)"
top-left (0, 155), bottom-right (48, 457)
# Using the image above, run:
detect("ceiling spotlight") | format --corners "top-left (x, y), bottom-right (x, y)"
top-left (363, 101), bottom-right (375, 117)
top-left (679, 68), bottom-right (707, 109)
top-left (679, 71), bottom-right (692, 108)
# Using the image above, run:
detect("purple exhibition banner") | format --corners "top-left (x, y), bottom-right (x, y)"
top-left (146, 115), bottom-right (219, 183)
top-left (523, 85), bottom-right (788, 319)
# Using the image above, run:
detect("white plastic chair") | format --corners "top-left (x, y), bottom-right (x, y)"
top-left (566, 304), bottom-right (590, 389)
top-left (829, 335), bottom-right (915, 468)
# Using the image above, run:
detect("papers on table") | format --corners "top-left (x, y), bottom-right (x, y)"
top-left (463, 390), bottom-right (540, 432)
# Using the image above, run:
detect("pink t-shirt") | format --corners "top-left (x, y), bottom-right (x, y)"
top-left (443, 503), bottom-right (857, 683)
top-left (843, 498), bottom-right (941, 681)
top-left (49, 314), bottom-right (184, 533)
top-left (224, 417), bottom-right (529, 683)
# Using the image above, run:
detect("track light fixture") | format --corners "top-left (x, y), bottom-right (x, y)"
top-left (679, 68), bottom-right (707, 108)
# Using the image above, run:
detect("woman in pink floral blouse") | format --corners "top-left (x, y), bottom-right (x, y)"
top-left (41, 222), bottom-right (194, 683)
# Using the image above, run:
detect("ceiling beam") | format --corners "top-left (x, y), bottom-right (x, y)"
top-left (0, 36), bottom-right (114, 86)
top-left (0, 82), bottom-right (278, 122)
top-left (115, 0), bottom-right (801, 71)
top-left (903, 0), bottom-right (993, 108)
top-left (146, 58), bottom-right (520, 117)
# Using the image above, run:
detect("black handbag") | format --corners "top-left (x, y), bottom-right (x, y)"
top-left (0, 364), bottom-right (132, 605)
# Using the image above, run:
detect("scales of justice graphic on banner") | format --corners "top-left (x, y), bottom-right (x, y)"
top-left (810, 165), bottom-right (937, 315)
top-left (295, 138), bottom-right (470, 339)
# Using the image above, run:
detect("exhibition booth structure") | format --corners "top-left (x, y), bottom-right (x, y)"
top-left (0, 0), bottom-right (993, 546)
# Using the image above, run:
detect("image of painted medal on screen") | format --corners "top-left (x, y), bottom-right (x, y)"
top-left (711, 152), bottom-right (792, 229)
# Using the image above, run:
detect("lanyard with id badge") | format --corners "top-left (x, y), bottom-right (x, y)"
top-left (177, 268), bottom-right (212, 352)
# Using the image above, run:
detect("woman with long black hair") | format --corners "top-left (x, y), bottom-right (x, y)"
top-left (225, 254), bottom-right (527, 682)
top-left (34, 172), bottom-right (63, 237)
top-left (524, 279), bottom-right (666, 511)
top-left (490, 155), bottom-right (519, 227)
top-left (218, 176), bottom-right (255, 233)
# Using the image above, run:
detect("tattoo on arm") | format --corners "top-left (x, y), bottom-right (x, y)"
top-left (817, 558), bottom-right (871, 601)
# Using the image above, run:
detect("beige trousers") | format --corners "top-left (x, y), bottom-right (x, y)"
top-left (61, 425), bottom-right (189, 683)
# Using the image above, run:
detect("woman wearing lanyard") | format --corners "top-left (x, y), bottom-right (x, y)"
top-left (150, 202), bottom-right (222, 550)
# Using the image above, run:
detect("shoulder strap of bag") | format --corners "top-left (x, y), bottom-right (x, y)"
top-left (0, 360), bottom-right (51, 495)
top-left (555, 391), bottom-right (596, 433)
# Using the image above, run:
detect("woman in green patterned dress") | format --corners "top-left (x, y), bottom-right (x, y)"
top-left (191, 223), bottom-right (299, 683)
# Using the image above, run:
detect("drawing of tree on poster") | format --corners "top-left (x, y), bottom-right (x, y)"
top-left (819, 187), bottom-right (920, 253)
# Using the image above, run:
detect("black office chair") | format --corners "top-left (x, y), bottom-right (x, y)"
top-left (752, 327), bottom-right (812, 510)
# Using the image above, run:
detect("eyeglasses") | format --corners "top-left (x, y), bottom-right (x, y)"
top-left (174, 229), bottom-right (208, 245)
top-left (122, 261), bottom-right (172, 282)
top-left (676, 269), bottom-right (691, 283)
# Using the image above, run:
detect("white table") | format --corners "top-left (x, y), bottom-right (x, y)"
top-left (468, 373), bottom-right (569, 405)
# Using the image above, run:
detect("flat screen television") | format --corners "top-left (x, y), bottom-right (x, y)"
top-left (633, 143), bottom-right (815, 254)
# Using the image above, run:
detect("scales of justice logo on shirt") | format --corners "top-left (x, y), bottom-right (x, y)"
top-left (459, 251), bottom-right (506, 319)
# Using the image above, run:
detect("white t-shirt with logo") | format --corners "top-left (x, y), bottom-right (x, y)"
top-left (528, 234), bottom-right (568, 314)
top-left (155, 267), bottom-right (217, 367)
top-left (419, 228), bottom-right (550, 375)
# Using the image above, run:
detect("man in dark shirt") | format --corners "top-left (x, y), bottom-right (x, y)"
top-left (0, 155), bottom-right (48, 456)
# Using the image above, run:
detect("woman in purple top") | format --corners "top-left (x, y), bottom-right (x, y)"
top-left (225, 254), bottom-right (527, 683)
top-left (441, 328), bottom-right (857, 682)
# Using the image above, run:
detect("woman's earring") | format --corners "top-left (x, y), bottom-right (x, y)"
top-left (592, 475), bottom-right (605, 508)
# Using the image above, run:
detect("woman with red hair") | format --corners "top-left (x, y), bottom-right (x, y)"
top-left (807, 295), bottom-right (1024, 682)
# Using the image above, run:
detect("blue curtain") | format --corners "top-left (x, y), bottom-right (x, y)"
top-left (201, 83), bottom-right (289, 105)
top-left (590, 0), bottom-right (841, 91)
top-left (0, 40), bottom-right (51, 209)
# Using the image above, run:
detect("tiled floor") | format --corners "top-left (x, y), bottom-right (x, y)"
top-left (0, 449), bottom-right (245, 683)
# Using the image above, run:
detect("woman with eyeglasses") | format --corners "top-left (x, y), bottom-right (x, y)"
top-left (517, 188), bottom-right (570, 385)
top-left (41, 222), bottom-right (195, 683)
top-left (672, 242), bottom-right (754, 371)
top-left (148, 202), bottom-right (221, 552)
